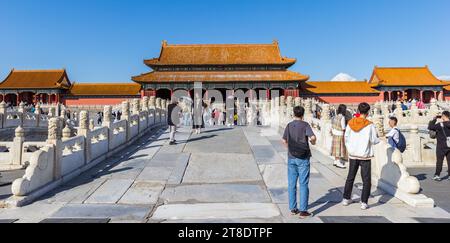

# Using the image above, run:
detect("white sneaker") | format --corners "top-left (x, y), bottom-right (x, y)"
top-left (361, 203), bottom-right (369, 210)
top-left (433, 175), bottom-right (442, 182)
top-left (342, 199), bottom-right (353, 206)
top-left (334, 161), bottom-right (346, 169)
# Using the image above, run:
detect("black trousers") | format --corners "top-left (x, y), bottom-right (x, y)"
top-left (343, 159), bottom-right (372, 204)
top-left (435, 148), bottom-right (450, 176)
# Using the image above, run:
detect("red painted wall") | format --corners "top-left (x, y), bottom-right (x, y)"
top-left (63, 97), bottom-right (139, 106)
top-left (310, 95), bottom-right (382, 104)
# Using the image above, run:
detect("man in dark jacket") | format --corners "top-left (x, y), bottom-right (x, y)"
top-left (428, 111), bottom-right (450, 181)
top-left (168, 98), bottom-right (180, 145)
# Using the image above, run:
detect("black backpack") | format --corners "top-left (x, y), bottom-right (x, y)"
top-left (287, 123), bottom-right (311, 160)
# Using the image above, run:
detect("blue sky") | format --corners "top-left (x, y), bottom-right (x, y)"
top-left (1, 0), bottom-right (449, 83)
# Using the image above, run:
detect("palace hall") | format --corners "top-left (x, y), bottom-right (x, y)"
top-left (0, 41), bottom-right (448, 106)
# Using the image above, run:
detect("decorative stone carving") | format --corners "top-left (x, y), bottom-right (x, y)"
top-left (62, 125), bottom-right (71, 140)
top-left (103, 105), bottom-right (112, 124)
top-left (15, 125), bottom-right (25, 138)
top-left (79, 111), bottom-right (89, 130)
top-left (374, 114), bottom-right (385, 138)
top-left (48, 117), bottom-right (62, 140)
top-left (156, 98), bottom-right (162, 109)
top-left (286, 96), bottom-right (293, 108)
top-left (322, 104), bottom-right (331, 121)
top-left (0, 101), bottom-right (6, 112)
top-left (280, 96), bottom-right (286, 107)
top-left (132, 99), bottom-right (140, 115)
top-left (142, 96), bottom-right (149, 111)
top-left (294, 97), bottom-right (301, 107)
top-left (304, 99), bottom-right (312, 116)
top-left (121, 101), bottom-right (130, 120)
top-left (18, 102), bottom-right (25, 113)
top-left (149, 96), bottom-right (156, 108)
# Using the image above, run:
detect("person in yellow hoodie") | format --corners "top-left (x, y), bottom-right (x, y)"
top-left (342, 103), bottom-right (380, 210)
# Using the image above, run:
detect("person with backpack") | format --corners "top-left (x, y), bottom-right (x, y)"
top-left (387, 117), bottom-right (407, 153)
top-left (428, 111), bottom-right (450, 181)
top-left (342, 103), bottom-right (380, 210)
top-left (282, 106), bottom-right (317, 219)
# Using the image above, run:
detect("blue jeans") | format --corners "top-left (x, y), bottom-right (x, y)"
top-left (288, 157), bottom-right (311, 212)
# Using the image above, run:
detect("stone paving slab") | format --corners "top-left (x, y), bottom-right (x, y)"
top-left (183, 153), bottom-right (262, 184)
top-left (160, 218), bottom-right (284, 223)
top-left (136, 167), bottom-right (173, 183)
top-left (269, 184), bottom-right (343, 204)
top-left (184, 128), bottom-right (252, 154)
top-left (40, 218), bottom-right (110, 223)
top-left (160, 184), bottom-right (271, 204)
top-left (50, 204), bottom-right (152, 221)
top-left (152, 203), bottom-right (281, 220)
top-left (413, 218), bottom-right (450, 223)
top-left (319, 216), bottom-right (392, 223)
top-left (410, 167), bottom-right (450, 212)
top-left (84, 179), bottom-right (134, 204)
top-left (0, 202), bottom-right (66, 223)
top-left (147, 153), bottom-right (187, 168)
top-left (0, 219), bottom-right (18, 223)
top-left (118, 182), bottom-right (164, 205)
top-left (167, 153), bottom-right (191, 185)
top-left (42, 178), bottom-right (107, 204)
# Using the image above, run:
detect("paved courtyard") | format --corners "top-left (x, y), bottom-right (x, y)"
top-left (0, 126), bottom-right (449, 223)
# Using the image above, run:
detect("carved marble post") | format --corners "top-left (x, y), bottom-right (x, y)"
top-left (77, 111), bottom-right (90, 164)
top-left (102, 105), bottom-right (113, 128)
top-left (394, 101), bottom-right (403, 121)
top-left (149, 96), bottom-right (156, 109)
top-left (294, 97), bottom-right (301, 107)
top-left (155, 98), bottom-right (162, 124)
top-left (322, 104), bottom-right (331, 122)
top-left (304, 99), bottom-right (312, 120)
top-left (142, 96), bottom-right (149, 112)
top-left (121, 101), bottom-right (132, 140)
top-left (0, 101), bottom-right (5, 129)
top-left (410, 125), bottom-right (422, 164)
top-left (132, 99), bottom-right (140, 115)
top-left (47, 117), bottom-right (63, 179)
top-left (122, 101), bottom-right (130, 121)
top-left (374, 114), bottom-right (385, 138)
top-left (286, 96), bottom-right (294, 120)
top-left (11, 126), bottom-right (25, 167)
top-left (430, 99), bottom-right (440, 118)
top-left (62, 125), bottom-right (72, 141)
top-left (18, 102), bottom-right (25, 113)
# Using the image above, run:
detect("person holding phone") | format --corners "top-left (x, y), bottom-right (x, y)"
top-left (428, 111), bottom-right (450, 181)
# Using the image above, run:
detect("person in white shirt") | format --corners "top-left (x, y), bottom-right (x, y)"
top-left (387, 117), bottom-right (400, 149)
top-left (342, 103), bottom-right (381, 210)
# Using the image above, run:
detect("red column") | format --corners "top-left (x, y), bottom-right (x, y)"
top-left (434, 91), bottom-right (438, 100)
top-left (420, 91), bottom-right (424, 101)
top-left (16, 93), bottom-right (20, 105)
top-left (266, 89), bottom-right (270, 101)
